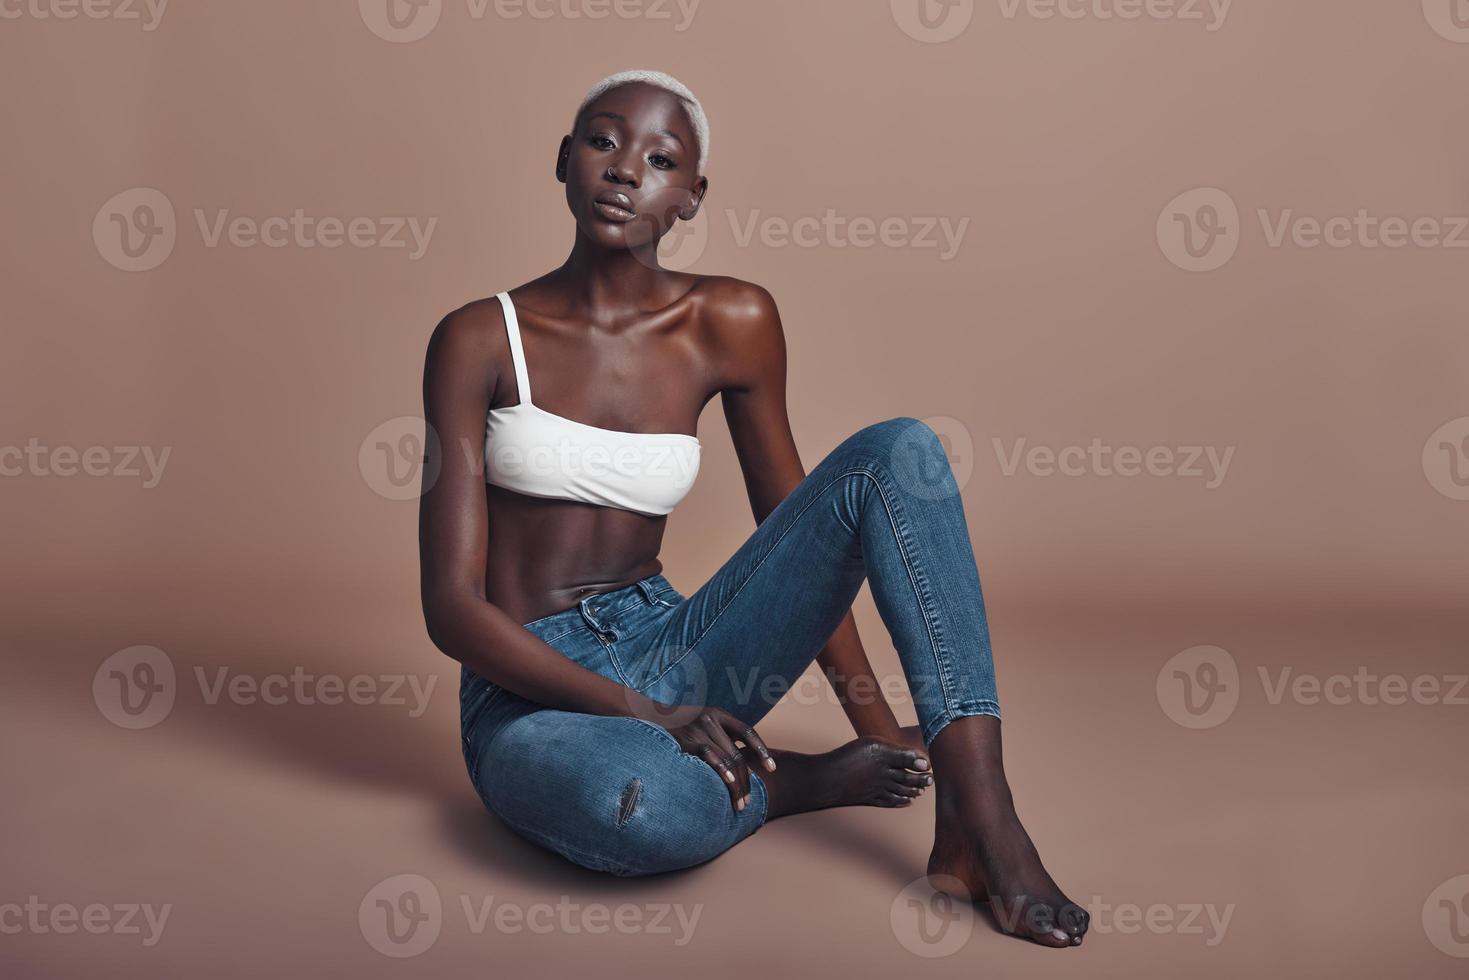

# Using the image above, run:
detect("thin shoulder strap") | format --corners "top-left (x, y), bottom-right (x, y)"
top-left (495, 291), bottom-right (533, 406)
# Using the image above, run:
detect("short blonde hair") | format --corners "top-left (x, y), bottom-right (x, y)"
top-left (572, 69), bottom-right (709, 173)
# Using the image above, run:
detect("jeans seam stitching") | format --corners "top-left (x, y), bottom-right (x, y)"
top-left (640, 465), bottom-right (874, 691)
top-left (869, 470), bottom-right (959, 712)
top-left (646, 461), bottom-right (924, 697)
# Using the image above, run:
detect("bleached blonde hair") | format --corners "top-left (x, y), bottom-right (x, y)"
top-left (571, 69), bottom-right (709, 173)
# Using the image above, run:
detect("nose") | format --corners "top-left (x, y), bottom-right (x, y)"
top-left (605, 161), bottom-right (640, 188)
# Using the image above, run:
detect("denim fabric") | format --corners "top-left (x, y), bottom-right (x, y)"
top-left (460, 417), bottom-right (1001, 876)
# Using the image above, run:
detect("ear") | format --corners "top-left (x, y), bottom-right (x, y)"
top-left (678, 175), bottom-right (709, 221)
top-left (554, 135), bottom-right (571, 184)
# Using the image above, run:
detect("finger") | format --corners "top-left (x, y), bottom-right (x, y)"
top-left (702, 717), bottom-right (750, 809)
top-left (698, 746), bottom-right (744, 809)
top-left (733, 723), bottom-right (776, 772)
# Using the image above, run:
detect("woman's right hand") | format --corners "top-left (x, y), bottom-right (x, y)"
top-left (660, 707), bottom-right (775, 812)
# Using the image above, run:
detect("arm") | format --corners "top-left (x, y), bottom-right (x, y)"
top-left (417, 302), bottom-right (773, 809)
top-left (417, 304), bottom-right (672, 719)
top-left (711, 281), bottom-right (905, 742)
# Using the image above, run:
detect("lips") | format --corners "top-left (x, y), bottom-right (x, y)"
top-left (592, 191), bottom-right (636, 222)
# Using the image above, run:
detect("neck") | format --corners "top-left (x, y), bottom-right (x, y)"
top-left (553, 227), bottom-right (677, 318)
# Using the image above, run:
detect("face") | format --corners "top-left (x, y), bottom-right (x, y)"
top-left (557, 82), bottom-right (708, 254)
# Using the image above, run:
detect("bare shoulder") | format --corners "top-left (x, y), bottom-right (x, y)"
top-left (690, 274), bottom-right (781, 332)
top-left (427, 295), bottom-right (507, 359)
top-left (687, 275), bottom-right (786, 390)
top-left (423, 294), bottom-right (513, 400)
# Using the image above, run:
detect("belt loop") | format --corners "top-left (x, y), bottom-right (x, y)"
top-left (578, 596), bottom-right (605, 634)
top-left (633, 578), bottom-right (658, 605)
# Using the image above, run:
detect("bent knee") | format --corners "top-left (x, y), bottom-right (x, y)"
top-left (600, 764), bottom-right (756, 875)
top-left (832, 416), bottom-right (946, 467)
top-left (481, 715), bottom-right (754, 876)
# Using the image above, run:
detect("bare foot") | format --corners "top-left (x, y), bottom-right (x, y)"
top-left (755, 736), bottom-right (933, 817)
top-left (925, 716), bottom-right (1089, 948)
top-left (927, 799), bottom-right (1088, 947)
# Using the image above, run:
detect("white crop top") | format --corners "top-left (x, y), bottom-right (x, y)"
top-left (483, 291), bottom-right (701, 517)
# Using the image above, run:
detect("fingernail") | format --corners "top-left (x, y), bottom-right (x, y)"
top-left (1052, 929), bottom-right (1068, 942)
top-left (764, 758), bottom-right (777, 772)
top-left (736, 797), bottom-right (745, 811)
top-left (724, 770), bottom-right (735, 783)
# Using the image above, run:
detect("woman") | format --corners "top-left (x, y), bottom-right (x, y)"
top-left (419, 69), bottom-right (1088, 947)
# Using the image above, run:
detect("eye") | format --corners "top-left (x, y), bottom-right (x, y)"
top-left (588, 134), bottom-right (615, 150)
top-left (649, 153), bottom-right (676, 170)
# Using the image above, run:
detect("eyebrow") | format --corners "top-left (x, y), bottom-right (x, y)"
top-left (585, 111), bottom-right (685, 148)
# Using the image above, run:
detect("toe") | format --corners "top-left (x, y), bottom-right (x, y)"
top-left (1023, 902), bottom-right (1072, 948)
top-left (879, 792), bottom-right (914, 807)
top-left (893, 769), bottom-right (934, 789)
top-left (888, 783), bottom-right (923, 799)
top-left (896, 749), bottom-right (930, 771)
top-left (1058, 902), bottom-right (1090, 939)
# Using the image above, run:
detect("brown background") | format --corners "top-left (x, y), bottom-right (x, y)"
top-left (3, 0), bottom-right (1467, 977)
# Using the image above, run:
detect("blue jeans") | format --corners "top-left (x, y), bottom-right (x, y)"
top-left (460, 417), bottom-right (1001, 876)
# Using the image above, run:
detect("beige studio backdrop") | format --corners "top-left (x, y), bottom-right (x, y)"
top-left (2, 2), bottom-right (1467, 979)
